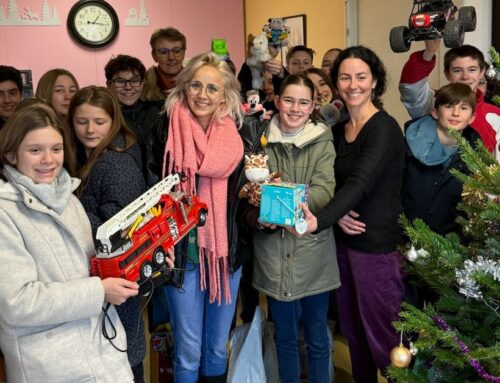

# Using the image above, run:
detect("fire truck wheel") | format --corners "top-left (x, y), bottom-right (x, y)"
top-left (140, 261), bottom-right (154, 280)
top-left (153, 248), bottom-right (166, 267)
top-left (197, 209), bottom-right (208, 227)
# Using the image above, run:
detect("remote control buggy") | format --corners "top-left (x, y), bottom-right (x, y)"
top-left (390, 0), bottom-right (476, 53)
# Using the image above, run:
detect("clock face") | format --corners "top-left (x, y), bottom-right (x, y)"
top-left (68, 0), bottom-right (119, 48)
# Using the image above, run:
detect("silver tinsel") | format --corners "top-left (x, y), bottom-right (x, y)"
top-left (456, 257), bottom-right (500, 300)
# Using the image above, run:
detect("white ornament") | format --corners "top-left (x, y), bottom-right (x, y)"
top-left (416, 248), bottom-right (429, 258)
top-left (409, 341), bottom-right (418, 356)
top-left (405, 245), bottom-right (419, 262)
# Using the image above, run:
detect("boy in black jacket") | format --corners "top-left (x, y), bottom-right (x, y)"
top-left (402, 82), bottom-right (479, 236)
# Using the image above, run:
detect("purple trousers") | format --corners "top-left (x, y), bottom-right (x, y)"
top-left (336, 241), bottom-right (405, 382)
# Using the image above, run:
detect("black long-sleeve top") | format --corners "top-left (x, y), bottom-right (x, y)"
top-left (316, 110), bottom-right (406, 253)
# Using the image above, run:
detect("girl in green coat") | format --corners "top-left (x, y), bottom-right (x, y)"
top-left (245, 74), bottom-right (339, 383)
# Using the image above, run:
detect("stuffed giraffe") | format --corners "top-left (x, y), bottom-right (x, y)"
top-left (239, 153), bottom-right (280, 206)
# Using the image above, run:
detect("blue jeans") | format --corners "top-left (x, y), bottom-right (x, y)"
top-left (165, 263), bottom-right (241, 383)
top-left (267, 292), bottom-right (331, 383)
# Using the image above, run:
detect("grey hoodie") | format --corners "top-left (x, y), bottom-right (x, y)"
top-left (0, 175), bottom-right (133, 383)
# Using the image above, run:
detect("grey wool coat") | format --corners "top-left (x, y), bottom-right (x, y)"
top-left (0, 177), bottom-right (133, 383)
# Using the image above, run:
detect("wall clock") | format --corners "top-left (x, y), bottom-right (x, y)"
top-left (67, 0), bottom-right (119, 48)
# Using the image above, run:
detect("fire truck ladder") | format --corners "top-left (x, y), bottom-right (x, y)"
top-left (95, 173), bottom-right (182, 256)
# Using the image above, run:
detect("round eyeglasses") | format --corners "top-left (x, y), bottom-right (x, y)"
top-left (280, 97), bottom-right (312, 110)
top-left (187, 81), bottom-right (223, 98)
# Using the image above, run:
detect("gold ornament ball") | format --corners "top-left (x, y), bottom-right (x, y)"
top-left (390, 345), bottom-right (412, 368)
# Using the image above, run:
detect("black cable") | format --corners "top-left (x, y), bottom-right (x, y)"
top-left (101, 302), bottom-right (127, 353)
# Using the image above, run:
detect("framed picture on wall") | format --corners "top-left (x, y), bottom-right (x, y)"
top-left (19, 70), bottom-right (33, 99)
top-left (281, 14), bottom-right (307, 66)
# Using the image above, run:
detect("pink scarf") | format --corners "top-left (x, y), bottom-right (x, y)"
top-left (163, 101), bottom-right (243, 304)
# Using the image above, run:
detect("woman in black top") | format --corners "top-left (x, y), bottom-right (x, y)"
top-left (301, 46), bottom-right (406, 382)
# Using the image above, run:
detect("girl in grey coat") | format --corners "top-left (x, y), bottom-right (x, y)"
top-left (0, 101), bottom-right (137, 383)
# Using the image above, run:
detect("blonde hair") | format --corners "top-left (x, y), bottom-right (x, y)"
top-left (165, 51), bottom-right (243, 127)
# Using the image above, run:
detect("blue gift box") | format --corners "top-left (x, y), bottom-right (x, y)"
top-left (259, 182), bottom-right (307, 227)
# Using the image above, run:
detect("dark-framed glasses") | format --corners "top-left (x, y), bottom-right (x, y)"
top-left (110, 78), bottom-right (143, 88)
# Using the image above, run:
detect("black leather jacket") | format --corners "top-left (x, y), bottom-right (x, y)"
top-left (147, 116), bottom-right (265, 286)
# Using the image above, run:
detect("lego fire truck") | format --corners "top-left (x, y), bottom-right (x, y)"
top-left (90, 173), bottom-right (208, 284)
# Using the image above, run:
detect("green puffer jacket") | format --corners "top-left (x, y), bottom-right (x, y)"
top-left (253, 116), bottom-right (340, 301)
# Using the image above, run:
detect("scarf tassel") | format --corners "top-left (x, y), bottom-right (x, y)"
top-left (199, 248), bottom-right (231, 305)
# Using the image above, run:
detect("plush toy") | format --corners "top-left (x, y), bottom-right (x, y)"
top-left (263, 18), bottom-right (290, 49)
top-left (317, 98), bottom-right (344, 126)
top-left (246, 32), bottom-right (272, 90)
top-left (239, 153), bottom-right (280, 207)
top-left (242, 90), bottom-right (265, 116)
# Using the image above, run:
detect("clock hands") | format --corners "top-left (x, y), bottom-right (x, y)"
top-left (87, 13), bottom-right (108, 26)
top-left (91, 13), bottom-right (100, 24)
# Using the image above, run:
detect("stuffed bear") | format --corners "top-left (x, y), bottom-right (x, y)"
top-left (318, 98), bottom-right (344, 126)
top-left (239, 153), bottom-right (280, 207)
top-left (246, 32), bottom-right (272, 90)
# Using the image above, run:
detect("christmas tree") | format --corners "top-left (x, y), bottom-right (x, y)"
top-left (485, 47), bottom-right (500, 106)
top-left (387, 49), bottom-right (500, 381)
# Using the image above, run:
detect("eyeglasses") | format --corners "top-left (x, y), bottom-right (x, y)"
top-left (157, 47), bottom-right (185, 56)
top-left (187, 81), bottom-right (223, 98)
top-left (110, 78), bottom-right (143, 88)
top-left (280, 97), bottom-right (312, 110)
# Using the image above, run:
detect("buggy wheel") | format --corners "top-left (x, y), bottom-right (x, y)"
top-left (140, 261), bottom-right (153, 280)
top-left (197, 209), bottom-right (208, 227)
top-left (153, 247), bottom-right (166, 267)
top-left (459, 6), bottom-right (476, 32)
top-left (443, 20), bottom-right (464, 48)
top-left (389, 26), bottom-right (411, 53)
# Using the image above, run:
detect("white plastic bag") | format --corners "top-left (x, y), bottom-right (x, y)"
top-left (227, 307), bottom-right (266, 383)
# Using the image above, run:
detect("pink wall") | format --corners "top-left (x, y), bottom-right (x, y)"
top-left (0, 0), bottom-right (245, 89)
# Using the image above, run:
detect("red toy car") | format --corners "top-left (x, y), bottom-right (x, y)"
top-left (90, 174), bottom-right (208, 285)
top-left (390, 0), bottom-right (476, 53)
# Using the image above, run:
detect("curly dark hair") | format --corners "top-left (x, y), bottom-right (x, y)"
top-left (104, 55), bottom-right (146, 82)
top-left (330, 45), bottom-right (387, 109)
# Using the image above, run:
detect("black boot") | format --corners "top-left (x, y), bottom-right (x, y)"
top-left (198, 373), bottom-right (227, 383)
